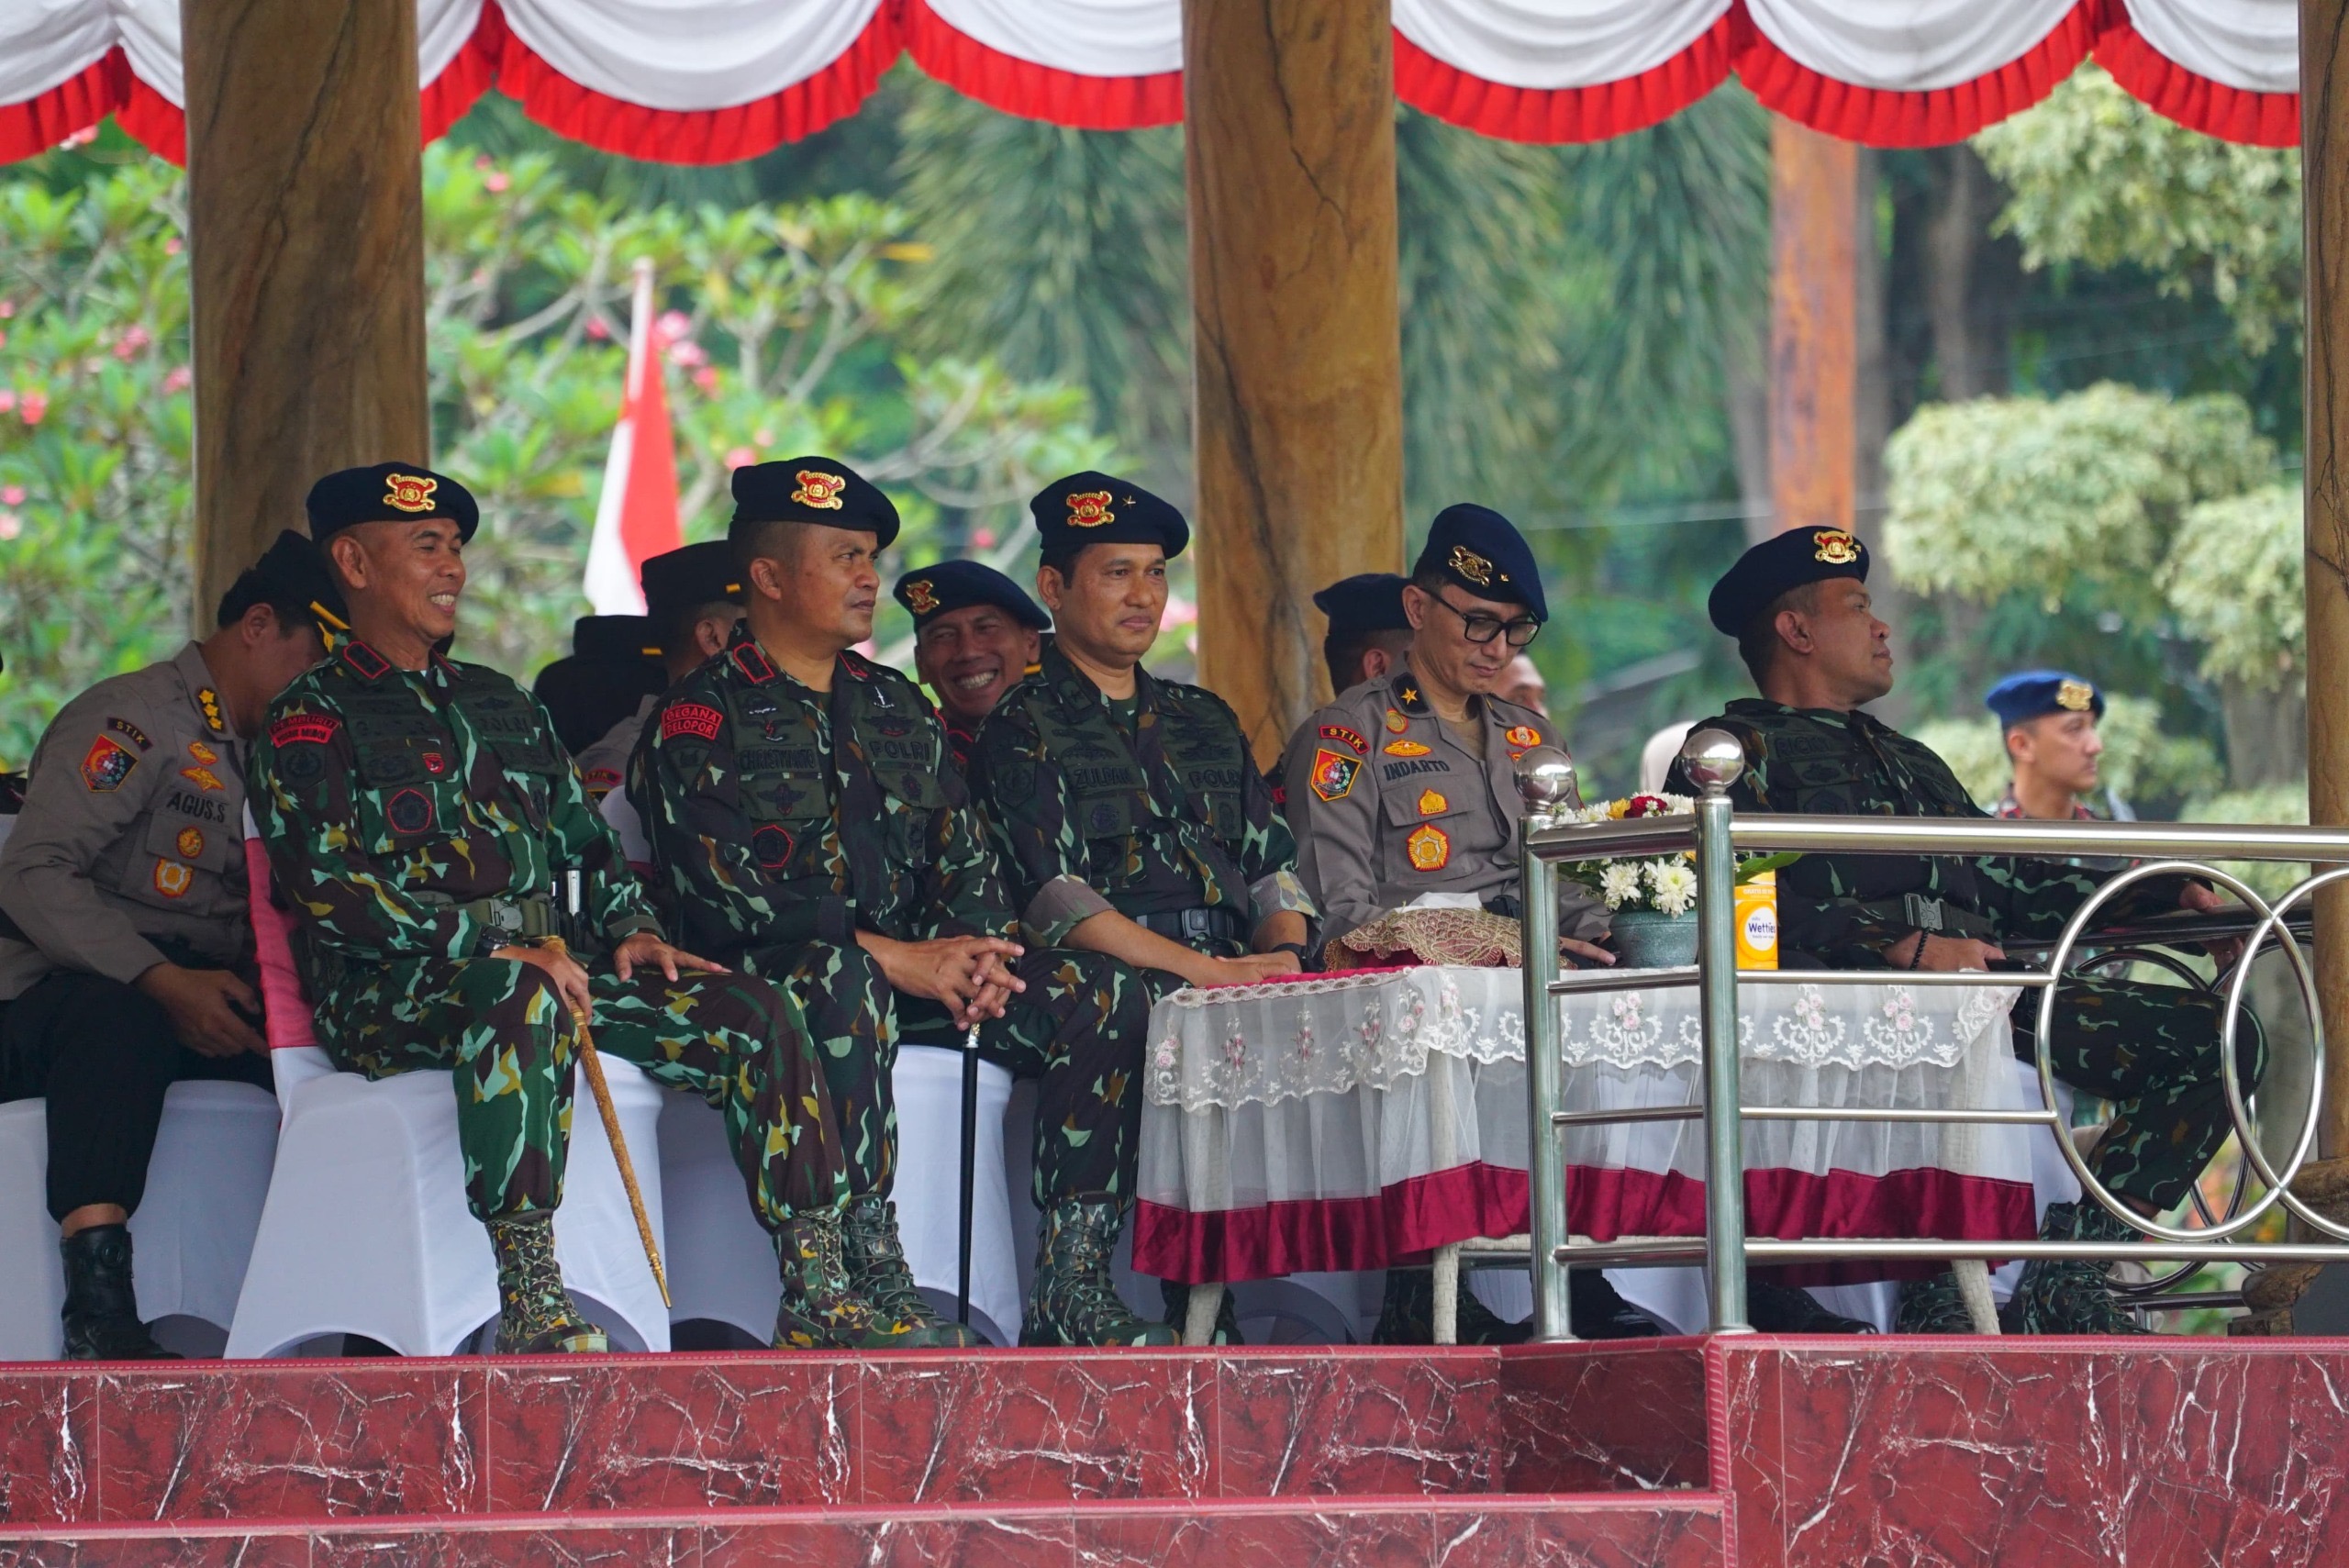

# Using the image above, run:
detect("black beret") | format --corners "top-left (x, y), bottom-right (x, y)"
top-left (1030, 471), bottom-right (1188, 561)
top-left (1987, 670), bottom-right (2105, 728)
top-left (640, 542), bottom-right (741, 628)
top-left (221, 529), bottom-right (350, 633)
top-left (305, 462), bottom-right (479, 544)
top-left (1706, 527), bottom-right (1869, 637)
top-left (1413, 505), bottom-right (1547, 622)
top-left (895, 560), bottom-right (1050, 632)
top-left (571, 615), bottom-right (659, 661)
top-left (1313, 573), bottom-right (1411, 635)
top-left (533, 627), bottom-right (664, 756)
top-left (728, 456), bottom-right (898, 550)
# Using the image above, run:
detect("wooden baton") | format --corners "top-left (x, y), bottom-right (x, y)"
top-left (542, 938), bottom-right (672, 1309)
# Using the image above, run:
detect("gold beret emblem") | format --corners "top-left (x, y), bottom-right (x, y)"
top-left (905, 579), bottom-right (940, 615)
top-left (2055, 679), bottom-right (2095, 712)
top-left (791, 470), bottom-right (846, 510)
top-left (1448, 545), bottom-right (1494, 587)
top-left (1812, 528), bottom-right (1859, 565)
top-left (1065, 491), bottom-right (1115, 528)
top-left (383, 473), bottom-right (438, 514)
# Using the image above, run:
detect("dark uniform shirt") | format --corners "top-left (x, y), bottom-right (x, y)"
top-left (1663, 698), bottom-right (2162, 969)
top-left (630, 621), bottom-right (1010, 964)
top-left (966, 639), bottom-right (1312, 951)
top-left (249, 641), bottom-right (657, 988)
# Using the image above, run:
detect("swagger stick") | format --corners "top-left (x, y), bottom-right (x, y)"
top-left (542, 938), bottom-right (672, 1308)
top-left (958, 1022), bottom-right (981, 1327)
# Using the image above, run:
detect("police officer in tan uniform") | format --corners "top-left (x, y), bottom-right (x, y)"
top-left (0, 532), bottom-right (342, 1359)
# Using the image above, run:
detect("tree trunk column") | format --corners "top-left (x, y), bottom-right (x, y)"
top-left (1768, 117), bottom-right (1856, 540)
top-left (1184, 0), bottom-right (1406, 759)
top-left (183, 0), bottom-right (429, 615)
top-left (2303, 0), bottom-right (2349, 1157)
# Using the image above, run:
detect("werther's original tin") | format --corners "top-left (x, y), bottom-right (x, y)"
top-left (1735, 872), bottom-right (1778, 970)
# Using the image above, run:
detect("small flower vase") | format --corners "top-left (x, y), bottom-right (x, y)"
top-left (1609, 906), bottom-right (1700, 969)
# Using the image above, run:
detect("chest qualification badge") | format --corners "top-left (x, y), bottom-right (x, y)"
top-left (1309, 748), bottom-right (1361, 802)
top-left (1406, 823), bottom-right (1451, 872)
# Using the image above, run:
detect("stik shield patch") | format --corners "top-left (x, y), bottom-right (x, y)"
top-left (81, 735), bottom-right (139, 792)
top-left (1309, 748), bottom-right (1361, 803)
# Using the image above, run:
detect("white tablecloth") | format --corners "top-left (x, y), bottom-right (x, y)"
top-left (1132, 965), bottom-right (2045, 1287)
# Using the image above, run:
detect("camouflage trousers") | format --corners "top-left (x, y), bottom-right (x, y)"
top-left (319, 955), bottom-right (849, 1227)
top-left (751, 941), bottom-right (1152, 1205)
top-left (2009, 973), bottom-right (2266, 1214)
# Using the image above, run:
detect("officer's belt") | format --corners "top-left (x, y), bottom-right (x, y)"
top-left (1856, 893), bottom-right (1996, 941)
top-left (414, 890), bottom-right (555, 940)
top-left (1134, 906), bottom-right (1248, 947)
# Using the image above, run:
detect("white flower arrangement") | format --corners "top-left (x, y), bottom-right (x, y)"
top-left (1556, 795), bottom-right (1793, 916)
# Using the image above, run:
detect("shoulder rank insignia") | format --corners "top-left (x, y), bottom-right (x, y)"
top-left (1318, 723), bottom-right (1367, 756)
top-left (729, 642), bottom-right (778, 684)
top-left (1384, 739), bottom-right (1431, 757)
top-left (1065, 491), bottom-right (1115, 528)
top-left (1309, 748), bottom-right (1361, 802)
top-left (1506, 725), bottom-right (1542, 748)
top-left (1417, 788), bottom-right (1448, 816)
top-left (1812, 528), bottom-right (1859, 565)
top-left (662, 703), bottom-right (725, 742)
top-left (2056, 680), bottom-right (2094, 712)
top-left (152, 859), bottom-right (193, 898)
top-left (81, 735), bottom-right (139, 792)
top-left (1406, 823), bottom-right (1451, 872)
top-left (1384, 708), bottom-right (1409, 735)
top-left (340, 643), bottom-right (391, 682)
top-left (107, 717), bottom-right (152, 752)
top-left (195, 686), bottom-right (227, 732)
top-left (179, 765), bottom-right (225, 791)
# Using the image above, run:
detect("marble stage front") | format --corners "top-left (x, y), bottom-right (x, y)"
top-left (0, 1337), bottom-right (2336, 1565)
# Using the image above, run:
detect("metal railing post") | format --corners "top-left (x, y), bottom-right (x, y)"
top-left (1685, 731), bottom-right (1753, 1334)
top-left (1516, 748), bottom-right (1578, 1342)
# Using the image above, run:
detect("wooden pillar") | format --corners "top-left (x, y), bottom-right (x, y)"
top-left (2303, 0), bottom-right (2349, 1158)
top-left (1184, 0), bottom-right (1406, 759)
top-left (1767, 117), bottom-right (1857, 540)
top-left (183, 0), bottom-right (429, 615)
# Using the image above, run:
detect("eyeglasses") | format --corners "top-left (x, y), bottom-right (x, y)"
top-left (1428, 593), bottom-right (1541, 648)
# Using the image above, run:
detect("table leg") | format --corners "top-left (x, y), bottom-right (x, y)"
top-left (1184, 1282), bottom-right (1226, 1346)
top-left (1954, 1259), bottom-right (2000, 1333)
top-left (1432, 1243), bottom-right (1461, 1345)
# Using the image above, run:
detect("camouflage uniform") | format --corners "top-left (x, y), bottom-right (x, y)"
top-left (1666, 698), bottom-right (2262, 1215)
top-left (249, 639), bottom-right (848, 1228)
top-left (630, 622), bottom-right (1152, 1207)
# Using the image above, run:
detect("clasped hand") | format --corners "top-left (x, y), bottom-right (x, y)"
top-left (864, 932), bottom-right (1028, 1029)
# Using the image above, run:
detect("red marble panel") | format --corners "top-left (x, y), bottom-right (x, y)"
top-left (700, 1507), bottom-right (1078, 1568)
top-left (94, 1362), bottom-right (485, 1521)
top-left (0, 1370), bottom-right (94, 1525)
top-left (1495, 1342), bottom-right (1709, 1494)
top-left (1065, 1501), bottom-right (1437, 1568)
top-left (0, 1533), bottom-right (311, 1568)
top-left (1709, 1341), bottom-right (1784, 1568)
top-left (857, 1352), bottom-right (1215, 1504)
top-left (1214, 1349), bottom-right (1500, 1496)
top-left (1515, 1502), bottom-right (1727, 1568)
top-left (306, 1521), bottom-right (695, 1567)
top-left (485, 1356), bottom-right (855, 1512)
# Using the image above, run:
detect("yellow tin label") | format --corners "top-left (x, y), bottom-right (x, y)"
top-left (1734, 872), bottom-right (1778, 970)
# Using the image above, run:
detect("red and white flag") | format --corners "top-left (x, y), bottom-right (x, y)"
top-left (583, 258), bottom-right (683, 614)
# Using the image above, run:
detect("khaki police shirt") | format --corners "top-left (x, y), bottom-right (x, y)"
top-left (1284, 660), bottom-right (1607, 946)
top-left (575, 695), bottom-right (654, 802)
top-left (0, 642), bottom-right (250, 1000)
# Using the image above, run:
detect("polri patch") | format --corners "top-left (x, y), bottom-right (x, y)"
top-left (662, 703), bottom-right (725, 742)
top-left (1309, 748), bottom-right (1360, 802)
top-left (1318, 723), bottom-right (1367, 756)
top-left (82, 735), bottom-right (139, 792)
top-left (107, 717), bottom-right (152, 751)
top-left (152, 859), bottom-right (193, 898)
top-left (1406, 823), bottom-right (1451, 872)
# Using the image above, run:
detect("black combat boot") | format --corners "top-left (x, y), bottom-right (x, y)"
top-left (1747, 1278), bottom-right (1875, 1333)
top-left (485, 1213), bottom-right (608, 1354)
top-left (841, 1194), bottom-right (980, 1348)
top-left (774, 1207), bottom-right (924, 1351)
top-left (2004, 1202), bottom-right (2150, 1336)
top-left (1024, 1195), bottom-right (1179, 1347)
top-left (59, 1225), bottom-right (178, 1362)
top-left (1893, 1270), bottom-right (1977, 1333)
top-left (1372, 1267), bottom-right (1532, 1345)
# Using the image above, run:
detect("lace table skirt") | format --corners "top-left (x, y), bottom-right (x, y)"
top-left (1132, 966), bottom-right (2044, 1285)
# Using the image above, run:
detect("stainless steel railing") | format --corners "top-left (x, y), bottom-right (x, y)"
top-left (1514, 728), bottom-right (2349, 1340)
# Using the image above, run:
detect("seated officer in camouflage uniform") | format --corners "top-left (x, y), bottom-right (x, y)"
top-left (1283, 507), bottom-right (1659, 1343)
top-left (1672, 527), bottom-right (2260, 1335)
top-left (250, 463), bottom-right (884, 1354)
top-left (965, 472), bottom-right (1318, 1339)
top-left (894, 560), bottom-right (1048, 772)
top-left (634, 458), bottom-right (1163, 1347)
top-left (573, 542), bottom-right (744, 801)
top-left (0, 533), bottom-right (340, 1359)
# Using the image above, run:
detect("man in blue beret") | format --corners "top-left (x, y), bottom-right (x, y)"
top-left (1987, 671), bottom-right (2109, 824)
top-left (1670, 528), bottom-right (2259, 1335)
top-left (895, 560), bottom-right (1050, 770)
top-left (571, 542), bottom-right (742, 803)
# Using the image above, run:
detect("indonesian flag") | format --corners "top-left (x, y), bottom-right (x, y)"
top-left (583, 258), bottom-right (683, 614)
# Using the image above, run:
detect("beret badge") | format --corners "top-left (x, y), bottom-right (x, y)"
top-left (1812, 528), bottom-right (1859, 566)
top-left (904, 578), bottom-right (940, 616)
top-left (2056, 679), bottom-right (2095, 712)
top-left (1448, 545), bottom-right (1494, 587)
top-left (383, 473), bottom-right (439, 514)
top-left (791, 470), bottom-right (847, 510)
top-left (1065, 491), bottom-right (1115, 528)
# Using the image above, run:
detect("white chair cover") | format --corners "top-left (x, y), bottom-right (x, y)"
top-left (0, 1080), bottom-right (278, 1360)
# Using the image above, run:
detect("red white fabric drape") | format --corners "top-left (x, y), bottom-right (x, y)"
top-left (0, 0), bottom-right (2306, 166)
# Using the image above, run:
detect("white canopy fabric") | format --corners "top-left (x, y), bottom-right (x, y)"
top-left (0, 0), bottom-right (2305, 166)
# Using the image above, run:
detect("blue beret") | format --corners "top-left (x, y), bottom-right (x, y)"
top-left (306, 462), bottom-right (478, 544)
top-left (729, 456), bottom-right (898, 550)
top-left (640, 542), bottom-right (740, 627)
top-left (1030, 471), bottom-right (1188, 561)
top-left (1313, 573), bottom-right (1411, 635)
top-left (1987, 670), bottom-right (2104, 728)
top-left (895, 559), bottom-right (1050, 631)
top-left (1413, 505), bottom-right (1546, 622)
top-left (1706, 527), bottom-right (1869, 637)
